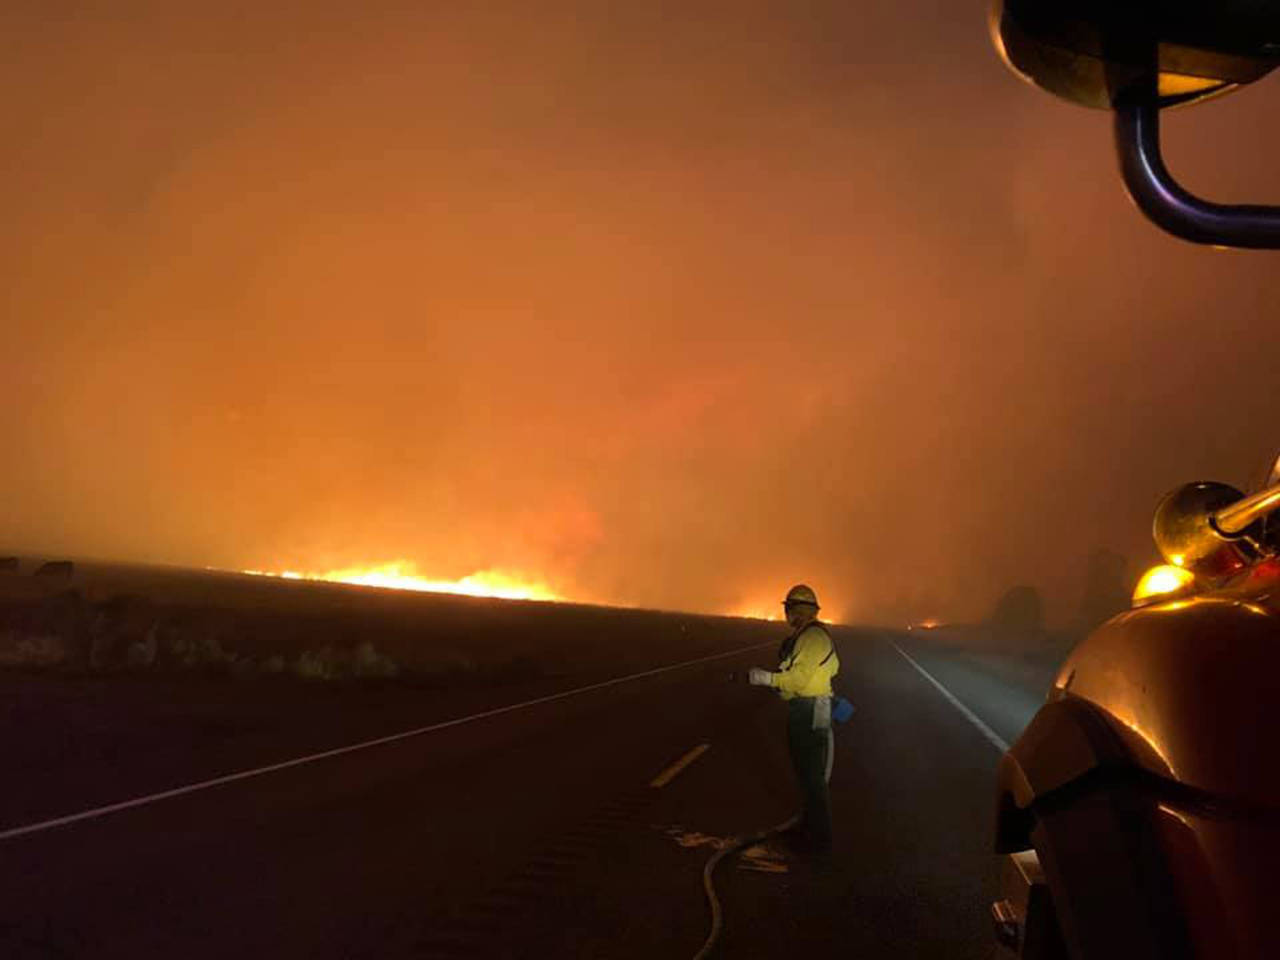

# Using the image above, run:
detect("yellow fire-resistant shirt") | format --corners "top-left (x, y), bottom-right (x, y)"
top-left (773, 623), bottom-right (839, 699)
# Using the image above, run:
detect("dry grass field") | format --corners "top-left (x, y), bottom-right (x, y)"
top-left (0, 557), bottom-right (778, 684)
top-left (0, 556), bottom-right (784, 827)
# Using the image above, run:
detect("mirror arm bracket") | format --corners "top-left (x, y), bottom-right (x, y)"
top-left (1114, 98), bottom-right (1280, 249)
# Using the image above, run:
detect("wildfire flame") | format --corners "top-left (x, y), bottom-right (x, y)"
top-left (240, 562), bottom-right (561, 602)
top-left (730, 602), bottom-right (784, 621)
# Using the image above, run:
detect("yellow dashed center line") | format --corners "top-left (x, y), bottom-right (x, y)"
top-left (650, 743), bottom-right (711, 788)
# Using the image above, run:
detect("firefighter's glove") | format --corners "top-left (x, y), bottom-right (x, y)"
top-left (748, 668), bottom-right (774, 687)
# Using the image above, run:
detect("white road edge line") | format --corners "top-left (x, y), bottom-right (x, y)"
top-left (889, 640), bottom-right (1010, 754)
top-left (0, 641), bottom-right (774, 843)
top-left (650, 743), bottom-right (711, 788)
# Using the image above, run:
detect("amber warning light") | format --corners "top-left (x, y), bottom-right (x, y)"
top-left (1131, 564), bottom-right (1196, 607)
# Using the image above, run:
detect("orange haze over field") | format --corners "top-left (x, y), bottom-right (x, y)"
top-left (6, 2), bottom-right (1280, 625)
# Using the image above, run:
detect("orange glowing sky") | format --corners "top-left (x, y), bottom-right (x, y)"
top-left (5, 3), bottom-right (1280, 624)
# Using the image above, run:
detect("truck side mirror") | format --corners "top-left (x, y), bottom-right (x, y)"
top-left (1152, 478), bottom-right (1280, 579)
top-left (991, 1), bottom-right (1280, 248)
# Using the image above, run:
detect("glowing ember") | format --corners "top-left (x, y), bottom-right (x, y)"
top-left (240, 562), bottom-right (561, 602)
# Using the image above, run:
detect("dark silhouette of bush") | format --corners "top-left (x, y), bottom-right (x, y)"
top-left (987, 584), bottom-right (1044, 639)
top-left (34, 561), bottom-right (74, 578)
top-left (89, 594), bottom-right (158, 669)
top-left (35, 590), bottom-right (95, 663)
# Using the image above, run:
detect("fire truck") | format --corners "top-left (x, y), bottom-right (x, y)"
top-left (988, 4), bottom-right (1280, 958)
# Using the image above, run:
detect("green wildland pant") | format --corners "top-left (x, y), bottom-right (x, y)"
top-left (786, 697), bottom-right (833, 846)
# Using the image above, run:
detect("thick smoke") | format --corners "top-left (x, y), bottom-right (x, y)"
top-left (4, 2), bottom-right (1280, 623)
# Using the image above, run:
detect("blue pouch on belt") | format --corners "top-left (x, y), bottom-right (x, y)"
top-left (832, 696), bottom-right (855, 724)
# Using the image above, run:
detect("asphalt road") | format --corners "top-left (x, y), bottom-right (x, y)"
top-left (0, 627), bottom-right (1051, 959)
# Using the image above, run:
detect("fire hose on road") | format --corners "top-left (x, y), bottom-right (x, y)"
top-left (690, 814), bottom-right (800, 960)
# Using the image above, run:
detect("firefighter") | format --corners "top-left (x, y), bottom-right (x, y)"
top-left (749, 583), bottom-right (839, 853)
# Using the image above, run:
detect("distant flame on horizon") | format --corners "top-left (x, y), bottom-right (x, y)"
top-left (731, 603), bottom-right (784, 622)
top-left (240, 562), bottom-right (562, 602)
